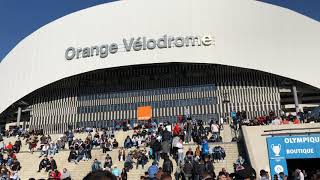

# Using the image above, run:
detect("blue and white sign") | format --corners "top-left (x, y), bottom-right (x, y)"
top-left (267, 134), bottom-right (320, 178)
top-left (267, 136), bottom-right (288, 178)
top-left (283, 136), bottom-right (320, 159)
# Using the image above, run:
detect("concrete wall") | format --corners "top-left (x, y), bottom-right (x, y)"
top-left (242, 123), bottom-right (320, 172)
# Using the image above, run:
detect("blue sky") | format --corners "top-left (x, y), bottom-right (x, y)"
top-left (0, 0), bottom-right (319, 62)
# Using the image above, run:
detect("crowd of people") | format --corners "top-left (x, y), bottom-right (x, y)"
top-left (80, 118), bottom-right (260, 180)
top-left (229, 110), bottom-right (308, 127)
top-left (0, 140), bottom-right (21, 179)
top-left (1, 109), bottom-right (319, 180)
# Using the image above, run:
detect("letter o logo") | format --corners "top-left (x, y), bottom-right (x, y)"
top-left (284, 138), bottom-right (289, 143)
top-left (65, 47), bottom-right (76, 60)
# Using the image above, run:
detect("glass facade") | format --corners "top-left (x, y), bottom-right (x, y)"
top-left (76, 84), bottom-right (217, 127)
top-left (26, 63), bottom-right (281, 134)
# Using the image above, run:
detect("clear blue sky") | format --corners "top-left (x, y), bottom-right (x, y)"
top-left (0, 0), bottom-right (319, 62)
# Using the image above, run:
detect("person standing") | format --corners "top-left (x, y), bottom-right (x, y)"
top-left (121, 168), bottom-right (127, 180)
top-left (175, 163), bottom-right (183, 180)
top-left (67, 131), bottom-right (74, 149)
top-left (204, 156), bottom-right (215, 178)
top-left (151, 138), bottom-right (161, 162)
top-left (118, 147), bottom-right (125, 161)
top-left (186, 119), bottom-right (192, 143)
top-left (183, 160), bottom-right (193, 180)
top-left (14, 138), bottom-right (21, 153)
top-left (201, 140), bottom-right (209, 158)
top-left (162, 155), bottom-right (173, 175)
top-left (295, 169), bottom-right (304, 180)
top-left (176, 140), bottom-right (184, 164)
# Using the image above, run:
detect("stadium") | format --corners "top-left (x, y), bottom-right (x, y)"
top-left (0, 0), bottom-right (320, 179)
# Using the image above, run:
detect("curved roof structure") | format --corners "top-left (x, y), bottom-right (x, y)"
top-left (0, 0), bottom-right (320, 114)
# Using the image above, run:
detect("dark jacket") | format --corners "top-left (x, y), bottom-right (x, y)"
top-left (162, 159), bottom-right (173, 174)
top-left (11, 161), bottom-right (21, 171)
top-left (183, 162), bottom-right (193, 174)
top-left (194, 162), bottom-right (205, 176)
top-left (68, 150), bottom-right (77, 161)
top-left (14, 140), bottom-right (22, 147)
top-left (205, 161), bottom-right (215, 174)
top-left (162, 130), bottom-right (171, 141)
top-left (152, 140), bottom-right (161, 152)
top-left (40, 159), bottom-right (50, 167)
top-left (78, 149), bottom-right (85, 156)
top-left (50, 159), bottom-right (57, 170)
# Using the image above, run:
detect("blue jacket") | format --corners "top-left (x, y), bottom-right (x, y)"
top-left (148, 165), bottom-right (159, 178)
top-left (91, 161), bottom-right (101, 172)
top-left (202, 141), bottom-right (209, 155)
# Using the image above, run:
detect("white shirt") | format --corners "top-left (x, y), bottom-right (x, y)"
top-left (299, 172), bottom-right (304, 180)
top-left (61, 171), bottom-right (71, 179)
top-left (211, 124), bottom-right (219, 133)
top-left (10, 171), bottom-right (19, 180)
top-left (176, 142), bottom-right (183, 149)
top-left (272, 118), bottom-right (282, 125)
top-left (42, 145), bottom-right (49, 151)
top-left (165, 125), bottom-right (172, 132)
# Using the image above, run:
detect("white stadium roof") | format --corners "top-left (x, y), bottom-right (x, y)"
top-left (0, 0), bottom-right (319, 114)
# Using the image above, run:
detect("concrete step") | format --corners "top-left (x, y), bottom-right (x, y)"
top-left (9, 129), bottom-right (240, 179)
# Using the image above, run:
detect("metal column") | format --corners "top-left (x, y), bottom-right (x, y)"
top-left (292, 85), bottom-right (299, 113)
top-left (16, 107), bottom-right (22, 127)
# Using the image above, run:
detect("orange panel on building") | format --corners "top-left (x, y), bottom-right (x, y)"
top-left (137, 106), bottom-right (152, 120)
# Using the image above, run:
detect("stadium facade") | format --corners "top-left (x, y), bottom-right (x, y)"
top-left (0, 0), bottom-right (320, 134)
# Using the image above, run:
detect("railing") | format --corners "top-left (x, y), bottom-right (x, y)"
top-left (262, 126), bottom-right (320, 136)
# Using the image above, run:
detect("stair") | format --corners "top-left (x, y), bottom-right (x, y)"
top-left (7, 126), bottom-right (240, 180)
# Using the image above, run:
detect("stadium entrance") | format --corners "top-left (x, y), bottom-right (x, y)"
top-left (286, 159), bottom-right (320, 179)
top-left (267, 134), bottom-right (320, 178)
